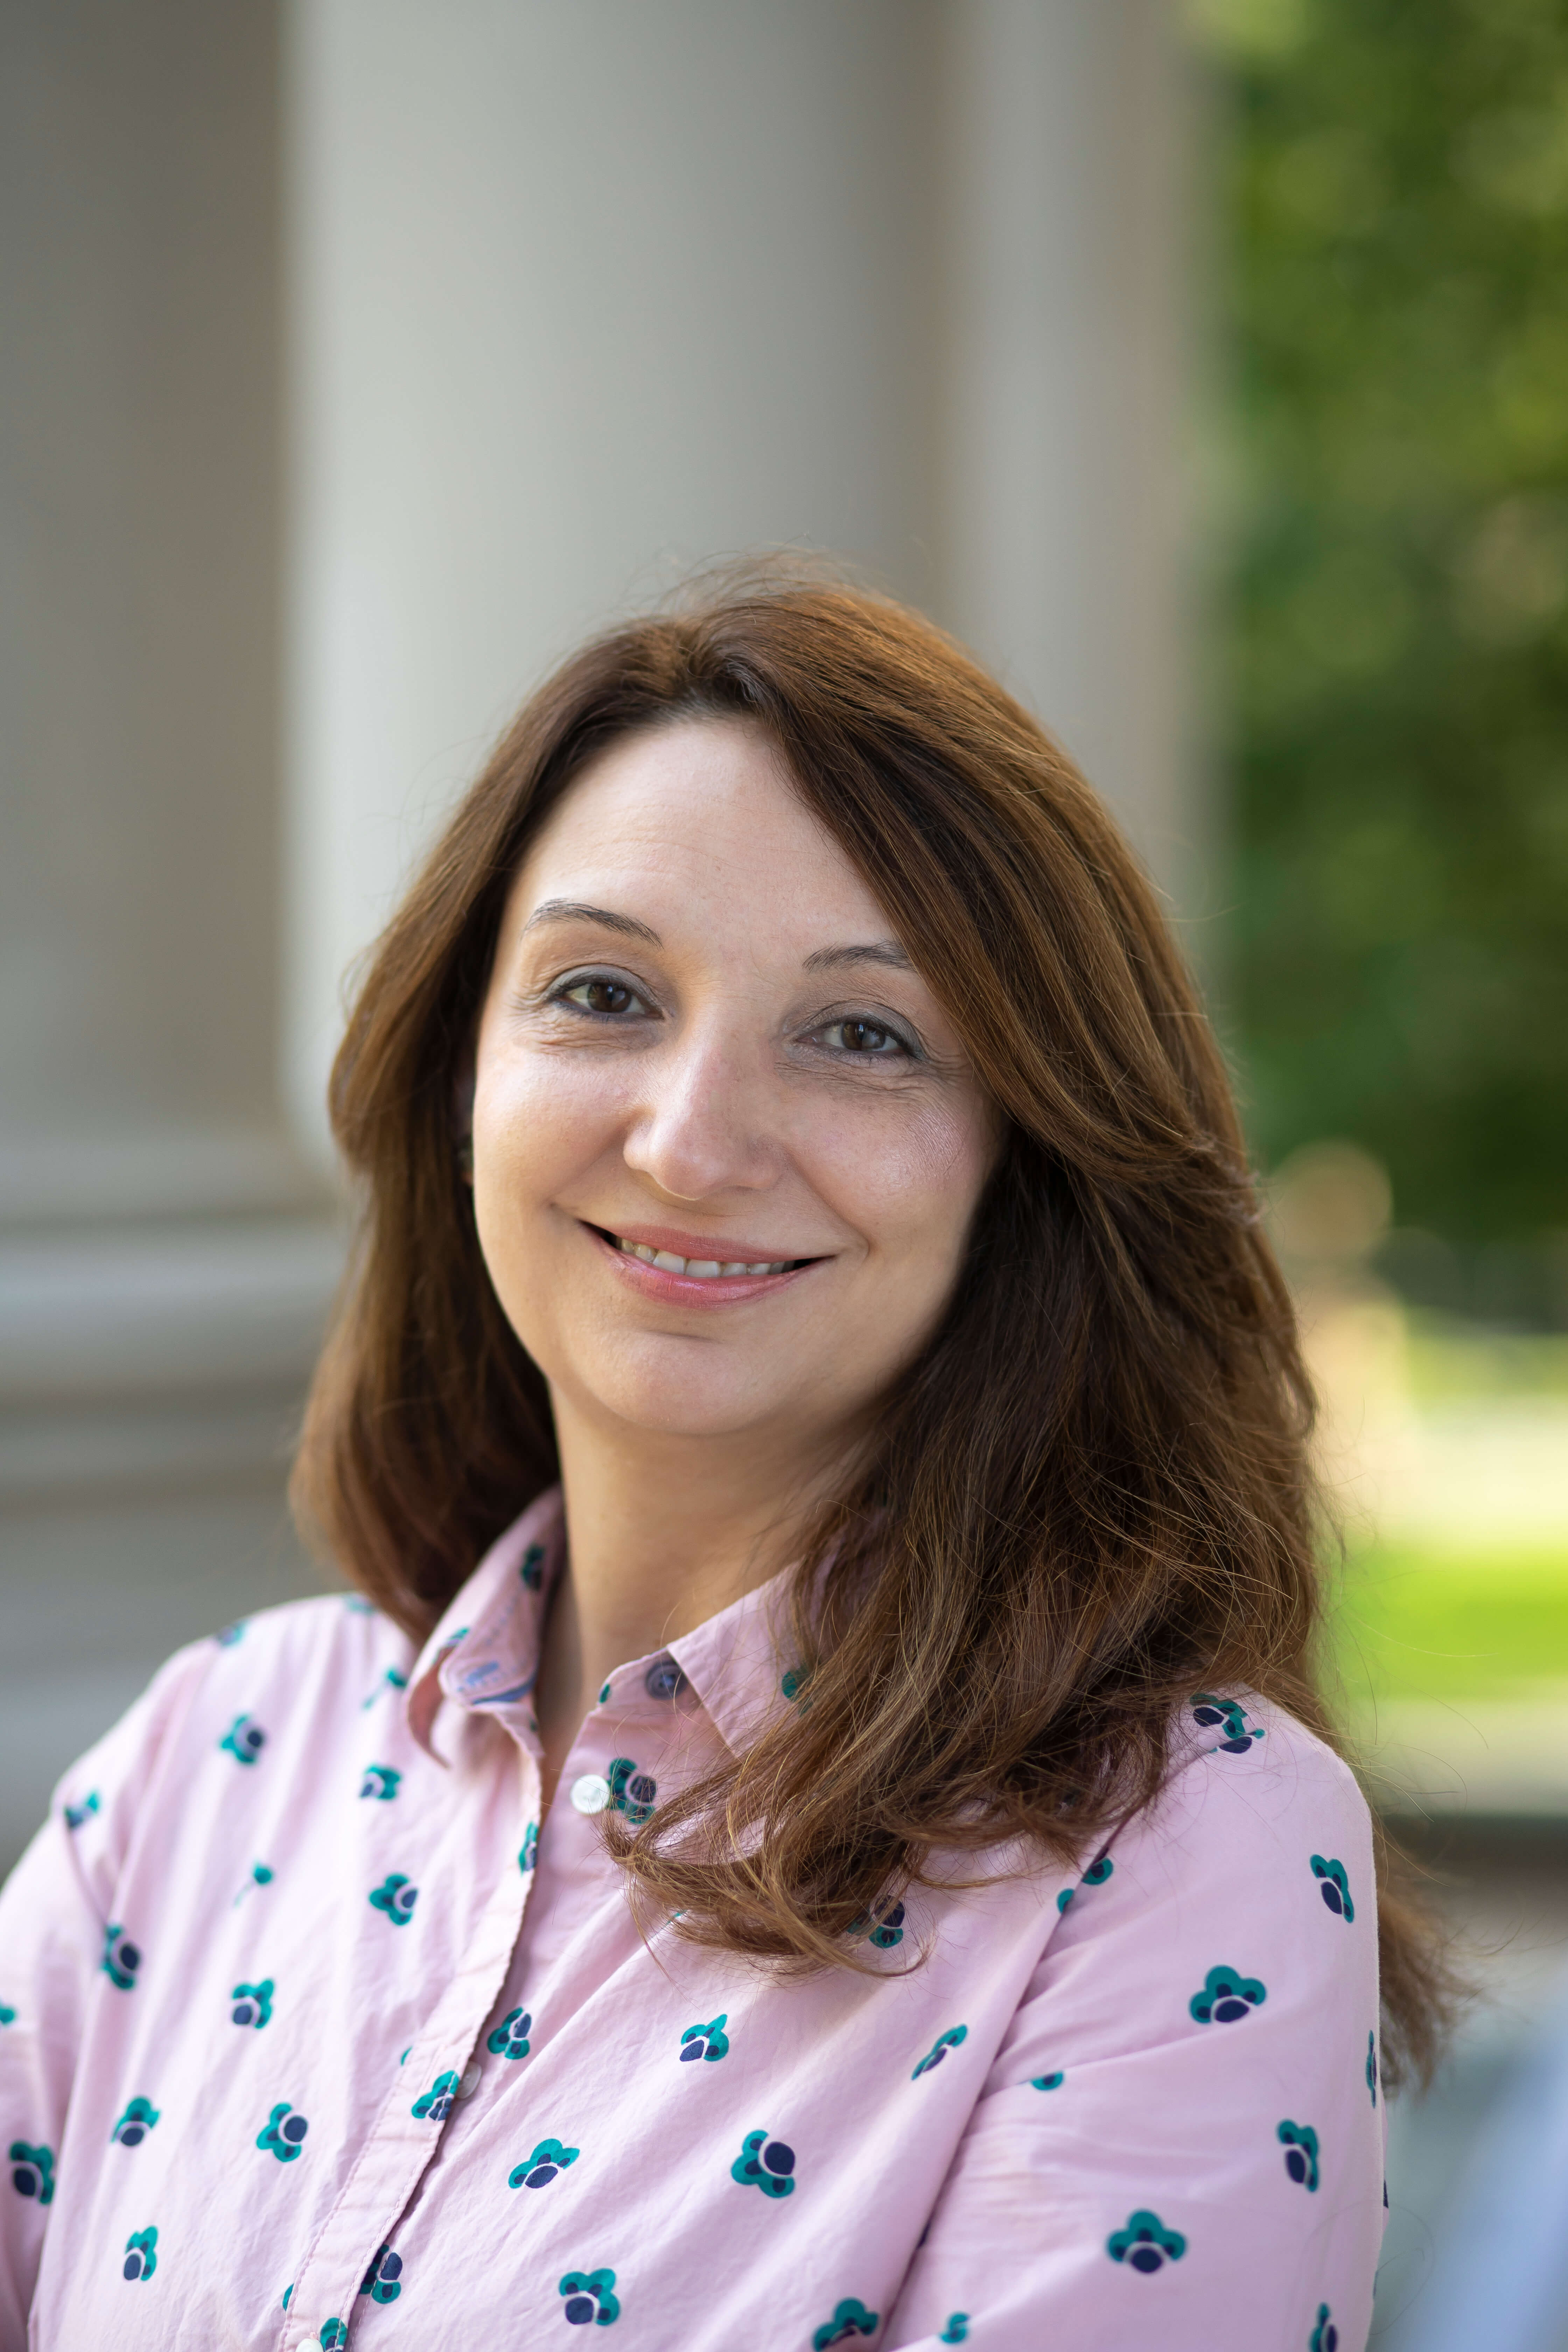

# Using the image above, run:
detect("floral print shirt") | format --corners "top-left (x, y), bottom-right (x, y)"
top-left (0, 1488), bottom-right (1385, 2351)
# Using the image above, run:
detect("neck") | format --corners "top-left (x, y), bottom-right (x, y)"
top-left (532, 1394), bottom-right (842, 1808)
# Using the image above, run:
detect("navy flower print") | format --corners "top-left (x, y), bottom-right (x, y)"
top-left (1366, 2031), bottom-right (1378, 2106)
top-left (1310, 1856), bottom-right (1354, 1921)
top-left (368, 1872), bottom-right (418, 1925)
top-left (1106, 2210), bottom-right (1186, 2273)
top-left (231, 1978), bottom-right (273, 2029)
top-left (812, 2297), bottom-right (879, 2346)
top-left (256, 2102), bottom-right (308, 2161)
top-left (1189, 1965), bottom-right (1267, 2024)
top-left (1031, 2071), bottom-right (1064, 2091)
top-left (110, 2098), bottom-right (160, 2147)
top-left (912, 2026), bottom-right (967, 2079)
top-left (1311, 2306), bottom-right (1339, 2352)
top-left (1191, 1693), bottom-right (1265, 1753)
top-left (520, 1541), bottom-right (546, 1591)
top-left (63, 1792), bottom-right (100, 1829)
top-left (606, 1757), bottom-right (656, 1825)
top-left (412, 2071), bottom-right (460, 2122)
top-left (518, 1823), bottom-right (538, 1873)
top-left (122, 2226), bottom-right (158, 2281)
top-left (360, 1764), bottom-right (400, 1800)
top-left (488, 2007), bottom-right (532, 2060)
top-left (939, 2321), bottom-right (969, 2345)
top-left (559, 2267), bottom-right (619, 2325)
top-left (9, 2142), bottom-right (54, 2203)
top-left (1278, 2120), bottom-right (1320, 2190)
top-left (850, 1897), bottom-right (905, 1948)
top-left (679, 2014), bottom-right (728, 2063)
top-left (319, 2323), bottom-right (349, 2349)
top-left (732, 2129), bottom-right (796, 2198)
top-left (219, 1714), bottom-right (266, 1765)
top-left (1057, 1851), bottom-right (1114, 1913)
top-left (359, 2244), bottom-right (404, 2303)
top-left (101, 1925), bottom-right (140, 1990)
top-left (510, 2137), bottom-right (579, 2188)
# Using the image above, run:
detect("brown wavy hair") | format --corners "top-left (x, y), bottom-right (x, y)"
top-left (293, 564), bottom-right (1452, 2085)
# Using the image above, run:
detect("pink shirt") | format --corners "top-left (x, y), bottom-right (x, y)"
top-left (0, 1489), bottom-right (1385, 2351)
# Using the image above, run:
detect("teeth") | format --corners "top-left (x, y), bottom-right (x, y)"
top-left (615, 1237), bottom-right (791, 1279)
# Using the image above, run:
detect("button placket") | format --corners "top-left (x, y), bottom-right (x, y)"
top-left (273, 1749), bottom-right (540, 2351)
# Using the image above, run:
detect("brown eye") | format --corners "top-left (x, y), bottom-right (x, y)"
top-left (563, 978), bottom-right (638, 1016)
top-left (830, 1019), bottom-right (899, 1055)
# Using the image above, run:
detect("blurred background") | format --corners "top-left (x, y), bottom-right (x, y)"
top-left (2, 0), bottom-right (1564, 2340)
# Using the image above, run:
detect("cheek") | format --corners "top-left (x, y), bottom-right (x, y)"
top-left (808, 1094), bottom-right (994, 1267)
top-left (472, 1047), bottom-right (627, 1205)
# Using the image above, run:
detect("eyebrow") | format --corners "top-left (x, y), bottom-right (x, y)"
top-left (521, 899), bottom-right (663, 946)
top-left (801, 940), bottom-right (913, 973)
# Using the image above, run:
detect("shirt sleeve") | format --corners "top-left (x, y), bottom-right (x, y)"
top-left (882, 1712), bottom-right (1386, 2352)
top-left (0, 1641), bottom-right (212, 2348)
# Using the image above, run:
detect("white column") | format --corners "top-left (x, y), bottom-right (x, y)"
top-left (938, 0), bottom-right (1199, 899)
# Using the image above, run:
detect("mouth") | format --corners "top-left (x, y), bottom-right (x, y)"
top-left (582, 1222), bottom-right (823, 1299)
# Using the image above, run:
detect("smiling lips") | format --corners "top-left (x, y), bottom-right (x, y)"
top-left (586, 1223), bottom-right (818, 1302)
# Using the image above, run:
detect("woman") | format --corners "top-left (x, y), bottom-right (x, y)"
top-left (0, 570), bottom-right (1444, 2350)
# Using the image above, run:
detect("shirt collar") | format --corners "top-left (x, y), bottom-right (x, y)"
top-left (403, 1484), bottom-right (802, 1760)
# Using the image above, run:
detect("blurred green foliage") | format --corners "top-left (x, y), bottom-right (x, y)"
top-left (1202, 0), bottom-right (1568, 1249)
top-left (1334, 1546), bottom-right (1568, 1702)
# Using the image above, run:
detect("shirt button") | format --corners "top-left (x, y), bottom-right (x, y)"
top-left (644, 1654), bottom-right (688, 1701)
top-left (569, 1772), bottom-right (611, 1814)
top-left (455, 2062), bottom-right (482, 2100)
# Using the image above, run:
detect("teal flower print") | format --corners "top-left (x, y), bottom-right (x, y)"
top-left (412, 2070), bottom-right (460, 2122)
top-left (256, 2102), bottom-right (308, 2162)
top-left (1278, 2120), bottom-right (1320, 2190)
top-left (359, 2244), bottom-right (404, 2303)
top-left (361, 1665), bottom-right (408, 1709)
top-left (101, 1924), bottom-right (140, 1990)
top-left (368, 1872), bottom-right (418, 1925)
top-left (1107, 2209), bottom-right (1186, 2274)
top-left (64, 1791), bottom-right (100, 1829)
top-left (850, 1897), bottom-right (905, 1949)
top-left (607, 1757), bottom-right (656, 1825)
top-left (939, 2321), bottom-right (969, 2345)
top-left (1367, 2031), bottom-right (1378, 2106)
top-left (360, 1764), bottom-right (400, 1800)
top-left (520, 1541), bottom-right (546, 1591)
top-left (519, 1823), bottom-right (538, 1873)
top-left (597, 1681), bottom-right (612, 1704)
top-left (216, 1618), bottom-right (247, 1644)
top-left (1057, 1850), bottom-right (1115, 1913)
top-left (219, 1713), bottom-right (266, 1765)
top-left (122, 2225), bottom-right (158, 2281)
top-left (912, 2025), bottom-right (967, 2079)
top-left (813, 2298), bottom-right (879, 2347)
top-left (731, 2128), bottom-right (796, 2198)
top-left (488, 2007), bottom-right (532, 2060)
top-left (1191, 1694), bottom-right (1265, 1754)
top-left (679, 2014), bottom-right (729, 2063)
top-left (0, 2006), bottom-right (14, 2026)
top-left (559, 2267), bottom-right (619, 2325)
top-left (1189, 1965), bottom-right (1267, 2024)
top-left (1311, 2306), bottom-right (1338, 2352)
top-left (110, 2098), bottom-right (160, 2147)
top-left (510, 2136), bottom-right (579, 2188)
top-left (1031, 2071), bottom-right (1064, 2091)
top-left (319, 2324), bottom-right (348, 2350)
top-left (232, 1978), bottom-right (274, 2029)
top-left (9, 2142), bottom-right (54, 2204)
top-left (1311, 1855), bottom-right (1354, 1921)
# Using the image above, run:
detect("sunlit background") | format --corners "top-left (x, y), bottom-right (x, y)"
top-left (2, 3), bottom-right (1565, 2342)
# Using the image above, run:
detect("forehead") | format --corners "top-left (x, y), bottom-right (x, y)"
top-left (507, 718), bottom-right (895, 944)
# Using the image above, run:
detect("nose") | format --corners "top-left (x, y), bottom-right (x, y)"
top-left (621, 1015), bottom-right (781, 1202)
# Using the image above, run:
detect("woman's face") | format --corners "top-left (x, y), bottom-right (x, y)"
top-left (471, 718), bottom-right (997, 1460)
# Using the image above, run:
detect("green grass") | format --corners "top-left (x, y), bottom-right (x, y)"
top-left (1328, 1545), bottom-right (1568, 1705)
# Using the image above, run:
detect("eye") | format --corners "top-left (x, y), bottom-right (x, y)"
top-left (553, 973), bottom-right (650, 1019)
top-left (814, 1016), bottom-right (912, 1058)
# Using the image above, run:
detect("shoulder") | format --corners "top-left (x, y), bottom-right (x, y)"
top-left (1045, 1690), bottom-right (1374, 1991)
top-left (50, 1593), bottom-right (413, 1886)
